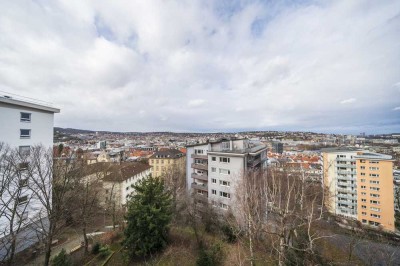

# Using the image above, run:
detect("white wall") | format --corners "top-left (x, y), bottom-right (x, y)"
top-left (0, 102), bottom-right (55, 148)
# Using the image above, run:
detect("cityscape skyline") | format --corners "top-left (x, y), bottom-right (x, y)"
top-left (1, 0), bottom-right (399, 133)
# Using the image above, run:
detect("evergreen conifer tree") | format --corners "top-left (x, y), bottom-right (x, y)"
top-left (124, 175), bottom-right (172, 258)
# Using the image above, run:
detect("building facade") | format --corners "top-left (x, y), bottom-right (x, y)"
top-left (149, 149), bottom-right (185, 178)
top-left (186, 138), bottom-right (267, 213)
top-left (0, 94), bottom-right (60, 259)
top-left (322, 148), bottom-right (395, 231)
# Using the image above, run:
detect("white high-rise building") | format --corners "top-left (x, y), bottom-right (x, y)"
top-left (0, 94), bottom-right (60, 259)
top-left (186, 138), bottom-right (267, 213)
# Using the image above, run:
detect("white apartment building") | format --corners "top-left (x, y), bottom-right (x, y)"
top-left (322, 148), bottom-right (361, 219)
top-left (0, 94), bottom-right (59, 260)
top-left (186, 138), bottom-right (267, 213)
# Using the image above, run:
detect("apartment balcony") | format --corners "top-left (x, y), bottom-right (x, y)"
top-left (337, 188), bottom-right (357, 194)
top-left (335, 158), bottom-right (354, 162)
top-left (191, 173), bottom-right (208, 181)
top-left (336, 164), bottom-right (356, 168)
top-left (191, 163), bottom-right (208, 171)
top-left (336, 176), bottom-right (354, 181)
top-left (247, 158), bottom-right (261, 167)
top-left (191, 182), bottom-right (208, 191)
top-left (337, 194), bottom-right (357, 200)
top-left (336, 170), bottom-right (356, 175)
top-left (191, 154), bottom-right (208, 160)
top-left (194, 193), bottom-right (208, 203)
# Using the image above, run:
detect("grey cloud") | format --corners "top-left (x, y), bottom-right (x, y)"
top-left (0, 0), bottom-right (399, 134)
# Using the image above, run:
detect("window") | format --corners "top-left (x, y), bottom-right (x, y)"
top-left (161, 160), bottom-right (164, 164)
top-left (369, 174), bottom-right (379, 178)
top-left (219, 203), bottom-right (228, 210)
top-left (220, 157), bottom-right (230, 163)
top-left (370, 180), bottom-right (380, 184)
top-left (19, 178), bottom-right (28, 187)
top-left (195, 149), bottom-right (204, 154)
top-left (370, 213), bottom-right (380, 218)
top-left (212, 189), bottom-right (217, 195)
top-left (360, 173), bottom-right (366, 176)
top-left (221, 142), bottom-right (230, 150)
top-left (212, 178), bottom-right (217, 184)
top-left (360, 166), bottom-right (365, 170)
top-left (361, 192), bottom-right (366, 195)
top-left (369, 167), bottom-right (379, 171)
top-left (370, 161), bottom-right (379, 164)
top-left (370, 193), bottom-right (380, 198)
top-left (370, 187), bottom-right (380, 191)
top-left (219, 191), bottom-right (231, 199)
top-left (362, 212), bottom-right (367, 215)
top-left (219, 180), bottom-right (230, 187)
top-left (211, 167), bottom-right (216, 173)
top-left (17, 195), bottom-right (28, 205)
top-left (20, 112), bottom-right (31, 122)
top-left (370, 207), bottom-right (380, 212)
top-left (361, 205), bottom-right (366, 209)
top-left (360, 160), bottom-right (365, 163)
top-left (212, 157), bottom-right (216, 161)
top-left (361, 199), bottom-right (366, 202)
top-left (362, 219), bottom-right (367, 223)
top-left (360, 179), bottom-right (366, 182)
top-left (369, 221), bottom-right (380, 226)
top-left (20, 129), bottom-right (31, 139)
top-left (370, 200), bottom-right (380, 205)
top-left (219, 169), bottom-right (230, 175)
top-left (360, 185), bottom-right (366, 189)
top-left (19, 146), bottom-right (30, 156)
top-left (18, 162), bottom-right (29, 171)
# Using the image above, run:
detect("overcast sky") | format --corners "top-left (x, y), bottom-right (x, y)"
top-left (1, 0), bottom-right (399, 134)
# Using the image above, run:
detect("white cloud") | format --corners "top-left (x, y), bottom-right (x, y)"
top-left (188, 99), bottom-right (205, 107)
top-left (340, 98), bottom-right (356, 104)
top-left (393, 107), bottom-right (400, 111)
top-left (0, 0), bottom-right (399, 133)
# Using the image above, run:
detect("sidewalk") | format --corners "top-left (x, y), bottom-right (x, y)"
top-left (26, 231), bottom-right (105, 266)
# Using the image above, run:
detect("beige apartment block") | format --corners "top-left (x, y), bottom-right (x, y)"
top-left (149, 149), bottom-right (185, 178)
top-left (355, 153), bottom-right (395, 231)
top-left (322, 148), bottom-right (395, 232)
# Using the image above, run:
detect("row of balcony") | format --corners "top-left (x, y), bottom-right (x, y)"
top-left (191, 173), bottom-right (208, 181)
top-left (336, 164), bottom-right (356, 168)
top-left (191, 154), bottom-right (208, 160)
top-left (336, 170), bottom-right (356, 175)
top-left (337, 188), bottom-right (357, 194)
top-left (191, 182), bottom-right (208, 191)
top-left (191, 163), bottom-right (208, 171)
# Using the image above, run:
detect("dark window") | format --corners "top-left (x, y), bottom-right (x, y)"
top-left (20, 129), bottom-right (31, 139)
top-left (20, 112), bottom-right (31, 122)
top-left (17, 195), bottom-right (28, 205)
top-left (19, 146), bottom-right (30, 156)
top-left (18, 162), bottom-right (29, 171)
top-left (19, 178), bottom-right (28, 187)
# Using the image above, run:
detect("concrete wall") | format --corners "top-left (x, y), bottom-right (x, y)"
top-left (0, 102), bottom-right (54, 148)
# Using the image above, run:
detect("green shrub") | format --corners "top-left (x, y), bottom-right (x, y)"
top-left (92, 242), bottom-right (101, 255)
top-left (196, 243), bottom-right (223, 266)
top-left (221, 224), bottom-right (237, 243)
top-left (98, 245), bottom-right (111, 259)
top-left (51, 249), bottom-right (72, 266)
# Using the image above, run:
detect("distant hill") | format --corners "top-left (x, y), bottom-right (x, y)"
top-left (54, 127), bottom-right (96, 134)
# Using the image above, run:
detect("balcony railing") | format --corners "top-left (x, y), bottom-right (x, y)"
top-left (194, 193), bottom-right (208, 203)
top-left (191, 163), bottom-right (208, 171)
top-left (191, 182), bottom-right (208, 191)
top-left (191, 154), bottom-right (208, 160)
top-left (191, 173), bottom-right (208, 181)
top-left (336, 164), bottom-right (356, 168)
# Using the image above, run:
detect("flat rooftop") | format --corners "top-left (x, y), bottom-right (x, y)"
top-left (0, 93), bottom-right (60, 113)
